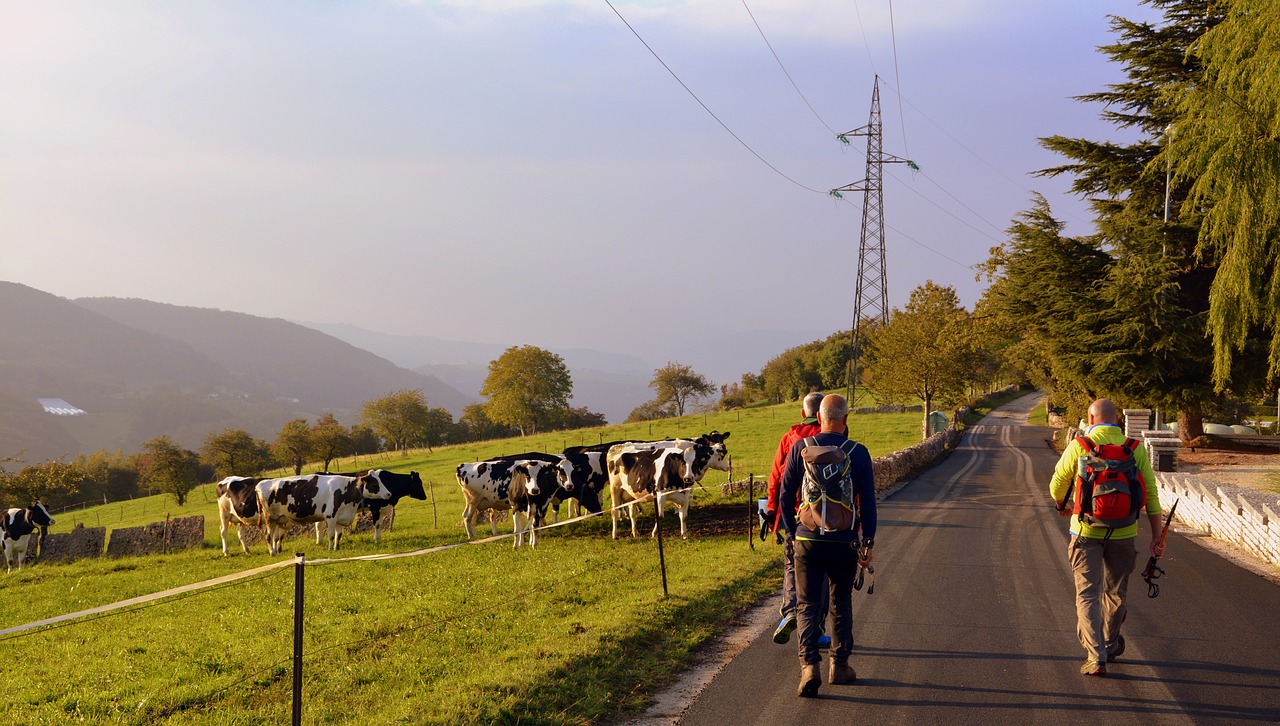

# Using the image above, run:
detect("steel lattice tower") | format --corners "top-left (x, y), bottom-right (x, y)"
top-left (831, 76), bottom-right (915, 406)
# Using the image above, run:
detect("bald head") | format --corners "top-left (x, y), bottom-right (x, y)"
top-left (1088, 399), bottom-right (1118, 425)
top-left (818, 394), bottom-right (849, 432)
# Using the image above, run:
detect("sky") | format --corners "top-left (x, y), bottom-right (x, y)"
top-left (0, 0), bottom-right (1161, 383)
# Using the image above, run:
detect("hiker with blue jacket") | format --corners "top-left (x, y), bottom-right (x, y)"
top-left (1050, 398), bottom-right (1163, 677)
top-left (779, 393), bottom-right (877, 697)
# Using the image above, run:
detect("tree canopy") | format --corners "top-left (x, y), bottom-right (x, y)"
top-left (201, 428), bottom-right (274, 478)
top-left (649, 362), bottom-right (715, 418)
top-left (865, 282), bottom-right (973, 438)
top-left (481, 346), bottom-right (573, 436)
top-left (1167, 0), bottom-right (1280, 388)
top-left (360, 389), bottom-right (432, 453)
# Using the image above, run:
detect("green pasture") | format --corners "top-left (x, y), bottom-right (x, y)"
top-left (4, 395), bottom-right (1014, 724)
top-left (49, 401), bottom-right (928, 541)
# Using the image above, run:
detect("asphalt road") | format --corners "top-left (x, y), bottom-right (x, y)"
top-left (676, 394), bottom-right (1280, 724)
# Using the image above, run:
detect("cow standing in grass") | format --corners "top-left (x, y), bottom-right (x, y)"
top-left (2, 502), bottom-right (55, 572)
top-left (605, 436), bottom-right (726, 539)
top-left (258, 474), bottom-right (392, 555)
top-left (216, 476), bottom-right (265, 556)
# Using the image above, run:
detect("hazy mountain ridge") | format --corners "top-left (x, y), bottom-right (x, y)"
top-left (0, 283), bottom-right (473, 461)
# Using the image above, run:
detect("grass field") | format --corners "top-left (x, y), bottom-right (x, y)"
top-left (4, 395), bottom-right (1010, 724)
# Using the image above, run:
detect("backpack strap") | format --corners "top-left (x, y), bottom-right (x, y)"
top-left (1076, 435), bottom-right (1097, 453)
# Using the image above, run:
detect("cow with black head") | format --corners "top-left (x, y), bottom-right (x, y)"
top-left (3, 501), bottom-right (55, 572)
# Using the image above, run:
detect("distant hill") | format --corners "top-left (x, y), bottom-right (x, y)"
top-left (0, 283), bottom-right (474, 462)
top-left (305, 321), bottom-right (656, 423)
top-left (77, 297), bottom-right (474, 414)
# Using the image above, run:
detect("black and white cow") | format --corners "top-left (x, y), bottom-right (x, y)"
top-left (508, 460), bottom-right (569, 549)
top-left (456, 454), bottom-right (559, 540)
top-left (605, 438), bottom-right (721, 539)
top-left (215, 476), bottom-right (264, 556)
top-left (543, 451), bottom-right (609, 523)
top-left (258, 474), bottom-right (392, 555)
top-left (322, 469), bottom-right (428, 545)
top-left (360, 469), bottom-right (427, 544)
top-left (2, 501), bottom-right (55, 572)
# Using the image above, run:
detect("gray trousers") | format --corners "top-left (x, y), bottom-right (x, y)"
top-left (1068, 534), bottom-right (1137, 662)
top-left (782, 537), bottom-right (829, 622)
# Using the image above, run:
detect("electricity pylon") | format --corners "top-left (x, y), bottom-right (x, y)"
top-left (830, 76), bottom-right (916, 408)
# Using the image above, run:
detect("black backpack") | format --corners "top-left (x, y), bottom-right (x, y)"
top-left (797, 436), bottom-right (861, 533)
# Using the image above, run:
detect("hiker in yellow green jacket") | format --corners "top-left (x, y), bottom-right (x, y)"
top-left (1049, 398), bottom-right (1163, 677)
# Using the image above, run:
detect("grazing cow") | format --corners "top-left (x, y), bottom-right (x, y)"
top-left (606, 438), bottom-right (721, 539)
top-left (2, 501), bottom-right (55, 572)
top-left (544, 451), bottom-right (608, 523)
top-left (321, 469), bottom-right (428, 545)
top-left (456, 455), bottom-right (557, 540)
top-left (258, 474), bottom-right (392, 555)
top-left (215, 476), bottom-right (264, 556)
top-left (508, 460), bottom-right (570, 549)
top-left (360, 469), bottom-right (427, 544)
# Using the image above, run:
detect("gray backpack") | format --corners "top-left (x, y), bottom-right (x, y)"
top-left (798, 437), bottom-right (860, 533)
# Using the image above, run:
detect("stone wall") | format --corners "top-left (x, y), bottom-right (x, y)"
top-left (38, 525), bottom-right (106, 564)
top-left (722, 408), bottom-right (967, 496)
top-left (106, 515), bottom-right (205, 557)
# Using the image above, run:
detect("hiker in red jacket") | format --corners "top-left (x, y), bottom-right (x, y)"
top-left (764, 392), bottom-right (826, 645)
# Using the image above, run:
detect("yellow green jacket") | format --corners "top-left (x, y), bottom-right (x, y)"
top-left (1049, 423), bottom-right (1162, 539)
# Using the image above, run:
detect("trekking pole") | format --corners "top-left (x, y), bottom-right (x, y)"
top-left (1141, 499), bottom-right (1179, 598)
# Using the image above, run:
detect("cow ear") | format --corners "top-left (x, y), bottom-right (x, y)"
top-left (721, 431), bottom-right (730, 440)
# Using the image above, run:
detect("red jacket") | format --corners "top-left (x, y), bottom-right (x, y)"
top-left (765, 418), bottom-right (820, 530)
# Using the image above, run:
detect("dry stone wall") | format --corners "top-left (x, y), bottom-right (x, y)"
top-left (38, 525), bottom-right (106, 564)
top-left (106, 515), bottom-right (205, 557)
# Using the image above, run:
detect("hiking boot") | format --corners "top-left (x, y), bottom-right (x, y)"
top-left (1080, 659), bottom-right (1107, 677)
top-left (828, 659), bottom-right (857, 685)
top-left (773, 613), bottom-right (797, 644)
top-left (1106, 635), bottom-right (1125, 661)
top-left (798, 664), bottom-right (821, 697)
top-left (817, 634), bottom-right (832, 649)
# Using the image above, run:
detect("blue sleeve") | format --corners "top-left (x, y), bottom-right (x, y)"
top-left (778, 442), bottom-right (803, 537)
top-left (853, 444), bottom-right (876, 542)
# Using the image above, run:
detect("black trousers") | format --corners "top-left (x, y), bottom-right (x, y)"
top-left (795, 538), bottom-right (858, 665)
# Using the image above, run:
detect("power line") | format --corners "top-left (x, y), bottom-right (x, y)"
top-left (739, 0), bottom-right (837, 136)
top-left (602, 0), bottom-right (827, 195)
top-left (887, 0), bottom-right (910, 159)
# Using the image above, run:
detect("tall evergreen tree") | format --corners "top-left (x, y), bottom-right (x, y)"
top-left (985, 0), bottom-right (1265, 438)
top-left (1168, 0), bottom-right (1280, 388)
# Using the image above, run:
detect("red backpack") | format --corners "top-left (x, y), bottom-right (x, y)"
top-left (1064, 436), bottom-right (1147, 533)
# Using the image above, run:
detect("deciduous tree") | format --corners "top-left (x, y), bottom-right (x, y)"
top-left (138, 435), bottom-right (201, 506)
top-left (650, 362), bottom-right (715, 418)
top-left (273, 419), bottom-right (313, 475)
top-left (309, 414), bottom-right (352, 472)
top-left (201, 428), bottom-right (274, 478)
top-left (361, 389), bottom-right (432, 453)
top-left (865, 282), bottom-right (972, 439)
top-left (481, 346), bottom-right (572, 436)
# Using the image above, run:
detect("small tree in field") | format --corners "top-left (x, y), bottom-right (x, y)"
top-left (273, 419), bottom-right (313, 475)
top-left (866, 282), bottom-right (972, 439)
top-left (481, 346), bottom-right (573, 436)
top-left (138, 435), bottom-right (201, 506)
top-left (361, 389), bottom-right (431, 453)
top-left (310, 414), bottom-right (352, 472)
top-left (201, 428), bottom-right (274, 478)
top-left (650, 362), bottom-right (715, 417)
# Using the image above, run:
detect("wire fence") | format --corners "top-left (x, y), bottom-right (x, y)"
top-left (1, 481), bottom-right (754, 724)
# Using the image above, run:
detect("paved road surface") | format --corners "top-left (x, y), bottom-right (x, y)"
top-left (677, 394), bottom-right (1280, 724)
